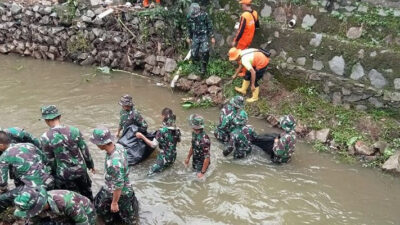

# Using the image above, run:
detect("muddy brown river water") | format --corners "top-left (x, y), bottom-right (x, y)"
top-left (1, 54), bottom-right (400, 225)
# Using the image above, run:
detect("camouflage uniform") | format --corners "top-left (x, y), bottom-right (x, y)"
top-left (1, 127), bottom-right (41, 149)
top-left (272, 115), bottom-right (297, 163)
top-left (187, 3), bottom-right (214, 75)
top-left (190, 115), bottom-right (211, 172)
top-left (0, 143), bottom-right (53, 213)
top-left (149, 113), bottom-right (181, 175)
top-left (214, 96), bottom-right (244, 143)
top-left (224, 110), bottom-right (256, 159)
top-left (40, 105), bottom-right (94, 201)
top-left (119, 94), bottom-right (148, 134)
top-left (13, 188), bottom-right (96, 225)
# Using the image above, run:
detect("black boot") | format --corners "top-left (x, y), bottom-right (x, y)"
top-left (200, 62), bottom-right (207, 76)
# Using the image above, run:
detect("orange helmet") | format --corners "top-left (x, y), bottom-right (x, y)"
top-left (228, 48), bottom-right (241, 61)
top-left (239, 0), bottom-right (252, 4)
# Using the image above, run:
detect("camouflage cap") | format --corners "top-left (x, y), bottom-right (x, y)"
top-left (41, 105), bottom-right (61, 120)
top-left (90, 127), bottom-right (114, 145)
top-left (230, 95), bottom-right (245, 109)
top-left (119, 94), bottom-right (134, 107)
top-left (233, 110), bottom-right (248, 126)
top-left (189, 114), bottom-right (204, 129)
top-left (189, 3), bottom-right (201, 17)
top-left (14, 187), bottom-right (48, 219)
top-left (280, 115), bottom-right (296, 132)
top-left (163, 113), bottom-right (176, 127)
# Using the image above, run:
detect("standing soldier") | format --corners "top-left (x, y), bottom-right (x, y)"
top-left (187, 3), bottom-right (215, 76)
top-left (272, 115), bottom-right (297, 163)
top-left (136, 108), bottom-right (181, 175)
top-left (229, 47), bottom-right (270, 103)
top-left (90, 127), bottom-right (139, 225)
top-left (214, 96), bottom-right (245, 143)
top-left (223, 110), bottom-right (256, 159)
top-left (40, 105), bottom-right (95, 201)
top-left (13, 187), bottom-right (96, 225)
top-left (116, 94), bottom-right (148, 138)
top-left (0, 127), bottom-right (41, 150)
top-left (185, 114), bottom-right (211, 179)
top-left (0, 131), bottom-right (53, 214)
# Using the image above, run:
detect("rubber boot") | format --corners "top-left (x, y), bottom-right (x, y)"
top-left (200, 62), bottom-right (207, 76)
top-left (235, 80), bottom-right (250, 95)
top-left (246, 87), bottom-right (259, 103)
top-left (143, 0), bottom-right (149, 8)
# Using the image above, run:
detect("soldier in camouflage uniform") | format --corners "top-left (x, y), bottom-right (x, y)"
top-left (0, 131), bottom-right (53, 214)
top-left (40, 105), bottom-right (95, 201)
top-left (272, 115), bottom-right (297, 163)
top-left (13, 187), bottom-right (96, 225)
top-left (187, 3), bottom-right (215, 75)
top-left (116, 94), bottom-right (148, 138)
top-left (0, 127), bottom-right (41, 149)
top-left (90, 127), bottom-right (138, 225)
top-left (136, 108), bottom-right (181, 175)
top-left (214, 96), bottom-right (245, 143)
top-left (223, 110), bottom-right (256, 159)
top-left (185, 114), bottom-right (211, 179)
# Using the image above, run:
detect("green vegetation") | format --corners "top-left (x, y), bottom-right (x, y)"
top-left (182, 99), bottom-right (214, 109)
top-left (66, 32), bottom-right (89, 54)
top-left (176, 58), bottom-right (235, 79)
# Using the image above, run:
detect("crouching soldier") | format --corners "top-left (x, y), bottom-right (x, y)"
top-left (90, 127), bottom-right (139, 225)
top-left (223, 110), bottom-right (256, 159)
top-left (0, 131), bottom-right (53, 214)
top-left (214, 96), bottom-right (245, 143)
top-left (0, 127), bottom-right (41, 150)
top-left (185, 114), bottom-right (211, 179)
top-left (40, 105), bottom-right (95, 201)
top-left (13, 187), bottom-right (96, 225)
top-left (272, 115), bottom-right (297, 163)
top-left (136, 108), bottom-right (181, 175)
top-left (116, 94), bottom-right (148, 138)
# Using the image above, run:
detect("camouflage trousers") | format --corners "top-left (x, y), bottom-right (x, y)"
top-left (55, 173), bottom-right (93, 201)
top-left (191, 35), bottom-right (210, 63)
top-left (271, 155), bottom-right (291, 164)
top-left (223, 140), bottom-right (252, 159)
top-left (148, 153), bottom-right (176, 175)
top-left (0, 186), bottom-right (24, 214)
top-left (192, 157), bottom-right (209, 173)
top-left (214, 128), bottom-right (230, 143)
top-left (95, 187), bottom-right (139, 225)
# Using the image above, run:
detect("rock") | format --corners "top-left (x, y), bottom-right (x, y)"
top-left (86, 10), bottom-right (95, 18)
top-left (266, 115), bottom-right (279, 127)
top-left (307, 129), bottom-right (330, 143)
top-left (309, 33), bottom-right (323, 47)
top-left (354, 141), bottom-right (375, 156)
top-left (328, 56), bottom-right (345, 76)
top-left (154, 20), bottom-right (165, 30)
top-left (156, 55), bottom-right (166, 62)
top-left (301, 14), bottom-right (317, 29)
top-left (208, 85), bottom-right (222, 95)
top-left (357, 5), bottom-right (368, 13)
top-left (81, 15), bottom-right (92, 23)
top-left (344, 6), bottom-right (356, 12)
top-left (355, 104), bottom-right (367, 111)
top-left (133, 51), bottom-right (145, 59)
top-left (294, 123), bottom-right (308, 137)
top-left (342, 87), bottom-right (351, 96)
top-left (177, 78), bottom-right (193, 91)
top-left (286, 57), bottom-right (293, 64)
top-left (350, 63), bottom-right (364, 80)
top-left (274, 31), bottom-right (279, 38)
top-left (144, 55), bottom-right (156, 66)
top-left (373, 141), bottom-right (388, 154)
top-left (296, 57), bottom-right (306, 66)
top-left (383, 34), bottom-right (393, 45)
top-left (358, 49), bottom-right (365, 59)
top-left (368, 97), bottom-right (384, 108)
top-left (394, 78), bottom-right (400, 90)
top-left (10, 2), bottom-right (22, 15)
top-left (78, 53), bottom-right (89, 60)
top-left (312, 60), bottom-right (324, 71)
top-left (41, 6), bottom-right (53, 15)
top-left (51, 27), bottom-right (64, 35)
top-left (192, 83), bottom-right (208, 96)
top-left (370, 51), bottom-right (377, 57)
top-left (80, 56), bottom-right (95, 66)
top-left (348, 145), bottom-right (356, 155)
top-left (164, 58), bottom-right (177, 73)
top-left (378, 9), bottom-right (388, 17)
top-left (187, 74), bottom-right (201, 81)
top-left (0, 44), bottom-right (8, 53)
top-left (346, 27), bottom-right (362, 39)
top-left (261, 4), bottom-right (272, 17)
top-left (272, 7), bottom-right (286, 23)
top-left (383, 91), bottom-right (400, 102)
top-left (90, 0), bottom-right (103, 6)
top-left (279, 50), bottom-right (287, 60)
top-left (206, 75), bottom-right (222, 85)
top-left (382, 151), bottom-right (400, 174)
top-left (332, 92), bottom-right (342, 105)
top-left (368, 69), bottom-right (387, 89)
top-left (394, 10), bottom-right (400, 17)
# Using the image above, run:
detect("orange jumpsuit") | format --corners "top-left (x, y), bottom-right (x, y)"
top-left (234, 10), bottom-right (259, 50)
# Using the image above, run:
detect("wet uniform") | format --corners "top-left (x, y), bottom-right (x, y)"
top-left (120, 108), bottom-right (148, 134)
top-left (40, 125), bottom-right (94, 200)
top-left (191, 130), bottom-right (211, 172)
top-left (2, 127), bottom-right (41, 149)
top-left (272, 131), bottom-right (297, 163)
top-left (95, 144), bottom-right (138, 225)
top-left (214, 102), bottom-right (237, 143)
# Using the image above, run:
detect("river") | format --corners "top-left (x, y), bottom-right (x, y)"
top-left (1, 54), bottom-right (400, 225)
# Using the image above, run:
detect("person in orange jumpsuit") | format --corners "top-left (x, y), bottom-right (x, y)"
top-left (232, 0), bottom-right (259, 76)
top-left (143, 0), bottom-right (160, 8)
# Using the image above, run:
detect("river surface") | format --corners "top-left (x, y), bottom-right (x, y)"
top-left (1, 54), bottom-right (400, 225)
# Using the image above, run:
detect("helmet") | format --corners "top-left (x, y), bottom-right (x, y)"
top-left (189, 114), bottom-right (204, 129)
top-left (239, 0), bottom-right (252, 4)
top-left (228, 47), bottom-right (241, 61)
